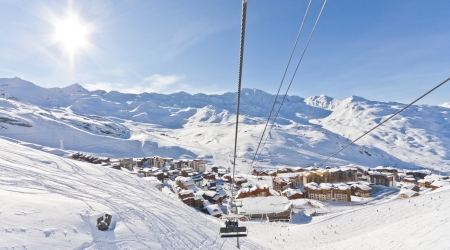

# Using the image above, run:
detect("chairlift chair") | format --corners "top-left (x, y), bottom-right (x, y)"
top-left (219, 218), bottom-right (248, 238)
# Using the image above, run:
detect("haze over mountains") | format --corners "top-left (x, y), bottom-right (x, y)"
top-left (1, 77), bottom-right (449, 173)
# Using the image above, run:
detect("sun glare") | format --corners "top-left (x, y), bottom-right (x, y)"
top-left (54, 15), bottom-right (89, 58)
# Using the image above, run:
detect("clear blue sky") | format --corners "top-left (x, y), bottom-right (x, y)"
top-left (0, 0), bottom-right (449, 104)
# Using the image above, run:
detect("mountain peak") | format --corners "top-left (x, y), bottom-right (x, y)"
top-left (304, 94), bottom-right (340, 110)
top-left (347, 95), bottom-right (368, 102)
top-left (62, 83), bottom-right (89, 93)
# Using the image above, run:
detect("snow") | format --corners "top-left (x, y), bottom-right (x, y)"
top-left (0, 77), bottom-right (449, 174)
top-left (282, 188), bottom-right (303, 196)
top-left (1, 78), bottom-right (450, 249)
top-left (237, 196), bottom-right (291, 215)
top-left (0, 138), bottom-right (263, 249)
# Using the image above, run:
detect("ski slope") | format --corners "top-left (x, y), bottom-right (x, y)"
top-left (245, 186), bottom-right (450, 250)
top-left (1, 136), bottom-right (450, 249)
top-left (0, 138), bottom-right (263, 249)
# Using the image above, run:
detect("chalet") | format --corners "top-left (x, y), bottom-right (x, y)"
top-left (235, 184), bottom-right (271, 199)
top-left (279, 173), bottom-right (303, 187)
top-left (252, 169), bottom-right (271, 176)
top-left (202, 189), bottom-right (226, 204)
top-left (367, 171), bottom-right (396, 187)
top-left (282, 188), bottom-right (304, 200)
top-left (272, 177), bottom-right (293, 192)
top-left (399, 183), bottom-right (420, 192)
top-left (291, 167), bottom-right (305, 172)
top-left (222, 174), bottom-right (232, 182)
top-left (203, 201), bottom-right (223, 218)
top-left (234, 176), bottom-right (248, 186)
top-left (401, 175), bottom-right (417, 184)
top-left (418, 179), bottom-right (433, 188)
top-left (203, 180), bottom-right (217, 191)
top-left (120, 158), bottom-right (134, 171)
top-left (236, 196), bottom-right (292, 221)
top-left (72, 153), bottom-right (110, 164)
top-left (180, 168), bottom-right (195, 177)
top-left (351, 184), bottom-right (372, 198)
top-left (178, 189), bottom-right (194, 200)
top-left (399, 189), bottom-right (420, 198)
top-left (430, 180), bottom-right (450, 190)
top-left (110, 162), bottom-right (121, 170)
top-left (305, 182), bottom-right (351, 202)
top-left (211, 166), bottom-right (218, 173)
top-left (268, 171), bottom-right (278, 177)
top-left (175, 176), bottom-right (195, 190)
top-left (137, 169), bottom-right (151, 177)
top-left (203, 172), bottom-right (216, 180)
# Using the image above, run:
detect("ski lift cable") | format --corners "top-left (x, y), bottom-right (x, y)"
top-left (250, 0), bottom-right (313, 169)
top-left (249, 0), bottom-right (328, 175)
top-left (317, 76), bottom-right (450, 167)
top-left (232, 0), bottom-right (247, 197)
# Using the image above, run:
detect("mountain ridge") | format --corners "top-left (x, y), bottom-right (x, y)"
top-left (0, 77), bottom-right (449, 173)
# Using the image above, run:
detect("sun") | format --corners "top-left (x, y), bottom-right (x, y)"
top-left (54, 15), bottom-right (89, 58)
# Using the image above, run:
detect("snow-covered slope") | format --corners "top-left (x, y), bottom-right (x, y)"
top-left (2, 136), bottom-right (450, 249)
top-left (0, 77), bottom-right (449, 173)
top-left (0, 138), bottom-right (263, 249)
top-left (247, 186), bottom-right (450, 250)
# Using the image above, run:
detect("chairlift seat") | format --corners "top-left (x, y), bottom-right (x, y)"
top-left (220, 227), bottom-right (247, 233)
top-left (220, 233), bottom-right (248, 238)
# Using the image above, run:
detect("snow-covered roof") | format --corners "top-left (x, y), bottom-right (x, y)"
top-left (205, 204), bottom-right (223, 216)
top-left (177, 176), bottom-right (195, 186)
top-left (204, 191), bottom-right (217, 198)
top-left (431, 181), bottom-right (450, 188)
top-left (282, 188), bottom-right (303, 196)
top-left (237, 196), bottom-right (291, 215)
top-left (179, 189), bottom-right (194, 195)
top-left (399, 189), bottom-right (419, 197)
top-left (352, 184), bottom-right (371, 191)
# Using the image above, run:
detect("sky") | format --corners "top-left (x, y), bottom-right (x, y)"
top-left (0, 0), bottom-right (449, 105)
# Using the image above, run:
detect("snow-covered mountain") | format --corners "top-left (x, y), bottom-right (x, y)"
top-left (1, 77), bottom-right (449, 173)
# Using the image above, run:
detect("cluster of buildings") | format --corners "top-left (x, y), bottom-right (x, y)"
top-left (253, 165), bottom-right (450, 202)
top-left (71, 152), bottom-right (110, 164)
top-left (173, 171), bottom-right (228, 218)
top-left (73, 152), bottom-right (450, 220)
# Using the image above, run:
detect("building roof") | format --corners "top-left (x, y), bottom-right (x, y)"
top-left (205, 204), bottom-right (223, 216)
top-left (282, 188), bottom-right (303, 196)
top-left (237, 196), bottom-right (291, 215)
top-left (176, 176), bottom-right (195, 186)
top-left (399, 189), bottom-right (419, 197)
top-left (179, 189), bottom-right (194, 195)
top-left (352, 184), bottom-right (372, 191)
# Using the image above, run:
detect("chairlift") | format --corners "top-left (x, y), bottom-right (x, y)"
top-left (219, 218), bottom-right (248, 238)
